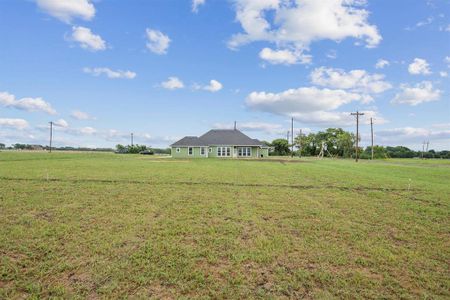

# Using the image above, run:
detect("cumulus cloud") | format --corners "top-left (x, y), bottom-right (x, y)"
top-left (70, 26), bottom-right (106, 51)
top-left (203, 80), bottom-right (223, 92)
top-left (79, 126), bottom-right (96, 135)
top-left (439, 71), bottom-right (448, 77)
top-left (375, 59), bottom-right (389, 69)
top-left (192, 0), bottom-right (206, 12)
top-left (246, 86), bottom-right (364, 115)
top-left (213, 121), bottom-right (284, 134)
top-left (377, 127), bottom-right (450, 145)
top-left (229, 0), bottom-right (381, 63)
top-left (392, 81), bottom-right (441, 106)
top-left (146, 29), bottom-right (171, 54)
top-left (70, 110), bottom-right (95, 120)
top-left (83, 67), bottom-right (136, 79)
top-left (193, 79), bottom-right (223, 92)
top-left (259, 47), bottom-right (311, 65)
top-left (310, 67), bottom-right (392, 95)
top-left (0, 91), bottom-right (57, 115)
top-left (54, 119), bottom-right (69, 128)
top-left (408, 58), bottom-right (431, 75)
top-left (161, 77), bottom-right (184, 90)
top-left (36, 0), bottom-right (95, 23)
top-left (0, 118), bottom-right (29, 130)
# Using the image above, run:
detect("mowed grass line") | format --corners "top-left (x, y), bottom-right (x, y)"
top-left (0, 152), bottom-right (449, 298)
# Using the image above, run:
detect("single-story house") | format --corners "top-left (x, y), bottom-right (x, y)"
top-left (171, 129), bottom-right (269, 158)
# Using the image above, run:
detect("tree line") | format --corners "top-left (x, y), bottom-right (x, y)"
top-left (266, 128), bottom-right (450, 159)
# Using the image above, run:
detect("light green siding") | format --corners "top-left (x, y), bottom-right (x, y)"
top-left (171, 146), bottom-right (269, 158)
top-left (171, 146), bottom-right (207, 158)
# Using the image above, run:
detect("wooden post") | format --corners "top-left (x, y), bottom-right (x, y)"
top-left (350, 111), bottom-right (364, 162)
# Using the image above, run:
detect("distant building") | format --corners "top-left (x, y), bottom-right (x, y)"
top-left (171, 129), bottom-right (269, 158)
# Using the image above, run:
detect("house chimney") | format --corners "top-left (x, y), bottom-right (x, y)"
top-left (234, 121), bottom-right (237, 130)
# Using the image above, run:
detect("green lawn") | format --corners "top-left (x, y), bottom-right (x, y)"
top-left (1, 152), bottom-right (449, 299)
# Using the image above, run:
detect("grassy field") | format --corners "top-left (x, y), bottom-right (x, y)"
top-left (0, 152), bottom-right (449, 299)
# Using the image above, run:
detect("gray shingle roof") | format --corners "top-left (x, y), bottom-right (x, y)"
top-left (171, 136), bottom-right (206, 147)
top-left (171, 129), bottom-right (265, 147)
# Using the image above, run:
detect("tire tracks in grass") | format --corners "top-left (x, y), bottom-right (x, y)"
top-left (0, 176), bottom-right (420, 193)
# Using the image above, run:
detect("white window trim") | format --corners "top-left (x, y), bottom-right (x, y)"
top-left (176, 148), bottom-right (180, 153)
top-left (200, 147), bottom-right (206, 155)
top-left (188, 147), bottom-right (193, 156)
top-left (217, 146), bottom-right (231, 157)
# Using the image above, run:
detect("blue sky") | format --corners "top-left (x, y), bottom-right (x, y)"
top-left (0, 0), bottom-right (449, 149)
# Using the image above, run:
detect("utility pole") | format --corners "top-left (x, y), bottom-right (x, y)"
top-left (422, 141), bottom-right (426, 159)
top-left (350, 111), bottom-right (364, 162)
top-left (370, 117), bottom-right (374, 160)
top-left (299, 129), bottom-right (302, 158)
top-left (131, 133), bottom-right (134, 146)
top-left (49, 121), bottom-right (53, 153)
top-left (234, 121), bottom-right (237, 130)
top-left (291, 117), bottom-right (294, 157)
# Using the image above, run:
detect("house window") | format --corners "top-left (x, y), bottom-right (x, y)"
top-left (217, 147), bottom-right (231, 157)
top-left (176, 148), bottom-right (180, 153)
top-left (200, 147), bottom-right (206, 155)
top-left (188, 147), bottom-right (193, 155)
top-left (209, 148), bottom-right (212, 153)
top-left (238, 147), bottom-right (251, 157)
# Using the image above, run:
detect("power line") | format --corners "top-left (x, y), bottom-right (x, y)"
top-left (350, 111), bottom-right (364, 162)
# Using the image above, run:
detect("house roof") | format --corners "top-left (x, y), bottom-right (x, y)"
top-left (171, 136), bottom-right (205, 147)
top-left (171, 129), bottom-right (266, 147)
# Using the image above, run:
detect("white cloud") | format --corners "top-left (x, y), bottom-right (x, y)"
top-left (83, 67), bottom-right (136, 79)
top-left (0, 91), bottom-right (57, 115)
top-left (259, 47), bottom-right (311, 65)
top-left (375, 59), bottom-right (389, 69)
top-left (326, 49), bottom-right (337, 59)
top-left (246, 86), bottom-right (364, 115)
top-left (54, 119), bottom-right (69, 128)
top-left (146, 29), bottom-right (171, 54)
top-left (408, 58), bottom-right (431, 75)
top-left (192, 0), bottom-right (205, 12)
top-left (203, 80), bottom-right (223, 92)
top-left (439, 71), bottom-right (448, 77)
top-left (229, 0), bottom-right (381, 63)
top-left (377, 127), bottom-right (450, 145)
top-left (392, 81), bottom-right (441, 106)
top-left (70, 26), bottom-right (106, 51)
top-left (0, 118), bottom-right (29, 130)
top-left (79, 126), bottom-right (96, 135)
top-left (36, 0), bottom-right (95, 23)
top-left (161, 77), bottom-right (184, 90)
top-left (71, 110), bottom-right (95, 120)
top-left (288, 110), bottom-right (386, 126)
top-left (213, 121), bottom-right (284, 134)
top-left (310, 67), bottom-right (392, 94)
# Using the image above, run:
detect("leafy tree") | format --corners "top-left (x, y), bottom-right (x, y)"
top-left (270, 139), bottom-right (291, 156)
top-left (0, 143), bottom-right (5, 149)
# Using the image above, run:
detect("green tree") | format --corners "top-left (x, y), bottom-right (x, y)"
top-left (270, 139), bottom-right (291, 156)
